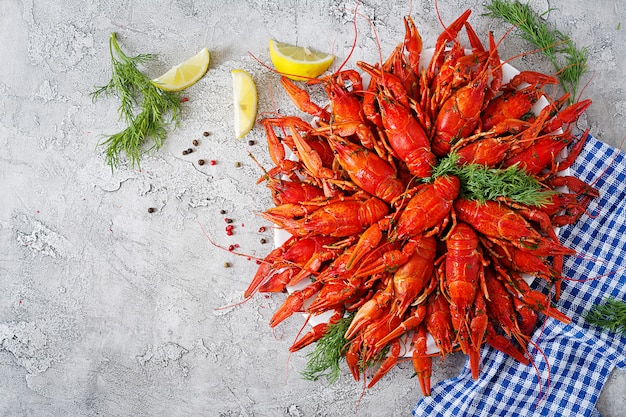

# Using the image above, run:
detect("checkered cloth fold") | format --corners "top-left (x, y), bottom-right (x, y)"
top-left (413, 135), bottom-right (626, 417)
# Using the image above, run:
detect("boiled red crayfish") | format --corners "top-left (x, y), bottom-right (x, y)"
top-left (240, 7), bottom-right (598, 400)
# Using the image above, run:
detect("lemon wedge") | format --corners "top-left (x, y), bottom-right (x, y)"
top-left (269, 39), bottom-right (334, 81)
top-left (152, 48), bottom-right (210, 91)
top-left (232, 69), bottom-right (258, 139)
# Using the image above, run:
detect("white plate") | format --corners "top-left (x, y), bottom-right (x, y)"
top-left (273, 47), bottom-right (558, 357)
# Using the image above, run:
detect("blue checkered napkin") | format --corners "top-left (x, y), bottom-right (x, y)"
top-left (413, 135), bottom-right (626, 417)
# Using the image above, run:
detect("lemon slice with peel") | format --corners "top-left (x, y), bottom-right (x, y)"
top-left (152, 48), bottom-right (210, 91)
top-left (232, 69), bottom-right (258, 139)
top-left (269, 39), bottom-right (334, 81)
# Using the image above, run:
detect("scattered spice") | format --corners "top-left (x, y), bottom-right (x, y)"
top-left (228, 244), bottom-right (235, 251)
top-left (223, 262), bottom-right (231, 268)
top-left (224, 218), bottom-right (233, 223)
top-left (248, 140), bottom-right (255, 146)
top-left (148, 207), bottom-right (156, 213)
top-left (258, 226), bottom-right (266, 233)
top-left (234, 161), bottom-right (242, 168)
top-left (210, 159), bottom-right (217, 165)
top-left (220, 209), bottom-right (226, 214)
top-left (198, 159), bottom-right (205, 165)
top-left (186, 148), bottom-right (194, 154)
top-left (203, 131), bottom-right (210, 137)
top-left (181, 97), bottom-right (189, 103)
top-left (260, 238), bottom-right (267, 244)
top-left (182, 149), bottom-right (189, 155)
top-left (192, 139), bottom-right (199, 146)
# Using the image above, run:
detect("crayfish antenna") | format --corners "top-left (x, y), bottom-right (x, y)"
top-left (213, 295), bottom-right (254, 311)
top-left (524, 337), bottom-right (551, 409)
top-left (285, 314), bottom-right (313, 383)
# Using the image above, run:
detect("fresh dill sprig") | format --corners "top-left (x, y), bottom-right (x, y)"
top-left (91, 32), bottom-right (182, 170)
top-left (484, 0), bottom-right (588, 103)
top-left (429, 152), bottom-right (461, 180)
top-left (458, 163), bottom-right (553, 206)
top-left (431, 154), bottom-right (553, 207)
top-left (301, 313), bottom-right (354, 384)
top-left (586, 298), bottom-right (626, 336)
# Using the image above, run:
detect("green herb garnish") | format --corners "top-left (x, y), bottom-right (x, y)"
top-left (301, 313), bottom-right (354, 383)
top-left (586, 298), bottom-right (626, 335)
top-left (91, 32), bottom-right (182, 170)
top-left (484, 0), bottom-right (588, 103)
top-left (431, 153), bottom-right (553, 206)
top-left (458, 163), bottom-right (552, 206)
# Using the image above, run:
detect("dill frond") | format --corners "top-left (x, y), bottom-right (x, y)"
top-left (586, 298), bottom-right (626, 336)
top-left (301, 313), bottom-right (354, 384)
top-left (430, 154), bottom-right (553, 207)
top-left (458, 163), bottom-right (553, 206)
top-left (91, 32), bottom-right (182, 171)
top-left (484, 0), bottom-right (588, 102)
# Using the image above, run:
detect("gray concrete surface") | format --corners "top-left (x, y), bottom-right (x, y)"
top-left (1, 0), bottom-right (625, 416)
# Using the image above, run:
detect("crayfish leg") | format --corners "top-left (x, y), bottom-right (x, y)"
top-left (367, 340), bottom-right (401, 388)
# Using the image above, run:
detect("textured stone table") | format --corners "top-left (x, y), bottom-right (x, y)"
top-left (1, 1), bottom-right (625, 416)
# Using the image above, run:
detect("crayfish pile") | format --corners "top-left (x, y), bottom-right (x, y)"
top-left (245, 10), bottom-right (598, 396)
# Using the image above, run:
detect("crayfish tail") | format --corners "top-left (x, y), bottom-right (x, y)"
top-left (469, 347), bottom-right (482, 380)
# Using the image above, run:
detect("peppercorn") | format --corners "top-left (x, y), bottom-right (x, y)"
top-left (220, 209), bottom-right (226, 215)
top-left (203, 131), bottom-right (210, 137)
top-left (234, 161), bottom-right (242, 168)
top-left (224, 218), bottom-right (233, 223)
top-left (182, 149), bottom-right (189, 155)
top-left (248, 140), bottom-right (255, 146)
top-left (198, 159), bottom-right (205, 166)
top-left (260, 238), bottom-right (267, 244)
top-left (186, 148), bottom-right (194, 154)
top-left (192, 139), bottom-right (199, 146)
top-left (148, 207), bottom-right (156, 213)
top-left (223, 262), bottom-right (231, 268)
